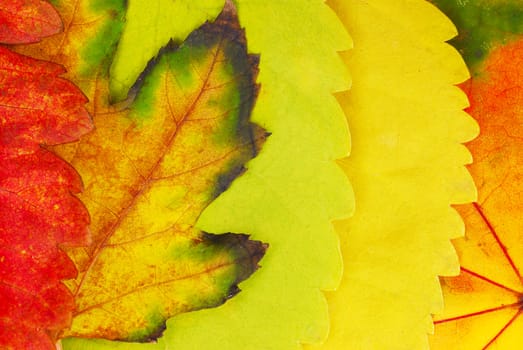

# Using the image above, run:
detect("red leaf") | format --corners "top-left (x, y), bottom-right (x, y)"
top-left (0, 0), bottom-right (62, 44)
top-left (0, 2), bottom-right (92, 348)
top-left (0, 46), bottom-right (91, 157)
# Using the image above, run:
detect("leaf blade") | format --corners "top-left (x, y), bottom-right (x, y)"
top-left (0, 0), bottom-right (62, 44)
top-left (37, 0), bottom-right (353, 348)
top-left (428, 2), bottom-right (523, 345)
top-left (14, 0), bottom-right (267, 343)
top-left (159, 1), bottom-right (355, 348)
top-left (14, 2), bottom-right (267, 342)
top-left (312, 1), bottom-right (478, 349)
top-left (0, 1), bottom-right (92, 347)
top-left (109, 0), bottom-right (226, 101)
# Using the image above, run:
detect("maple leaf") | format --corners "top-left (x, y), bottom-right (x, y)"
top-left (428, 1), bottom-right (523, 348)
top-left (0, 1), bottom-right (92, 348)
top-left (16, 0), bottom-right (267, 343)
top-left (308, 1), bottom-right (478, 349)
top-left (59, 0), bottom-right (354, 349)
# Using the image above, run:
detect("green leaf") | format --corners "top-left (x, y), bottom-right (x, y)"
top-left (109, 0), bottom-right (225, 101)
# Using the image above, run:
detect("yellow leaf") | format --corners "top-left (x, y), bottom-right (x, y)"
top-left (310, 1), bottom-right (478, 349)
top-left (17, 2), bottom-right (267, 342)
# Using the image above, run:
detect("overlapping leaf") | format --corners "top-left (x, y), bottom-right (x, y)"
top-left (109, 0), bottom-right (226, 101)
top-left (161, 1), bottom-right (353, 349)
top-left (59, 0), bottom-right (354, 349)
top-left (430, 0), bottom-right (523, 71)
top-left (0, 0), bottom-right (62, 44)
top-left (16, 0), bottom-right (266, 344)
top-left (0, 1), bottom-right (92, 348)
top-left (429, 1), bottom-right (523, 348)
top-left (310, 1), bottom-right (478, 349)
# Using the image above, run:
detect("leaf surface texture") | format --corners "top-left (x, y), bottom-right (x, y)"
top-left (109, 0), bottom-right (225, 101)
top-left (62, 0), bottom-right (355, 349)
top-left (0, 1), bottom-right (92, 347)
top-left (311, 1), bottom-right (478, 349)
top-left (429, 1), bottom-right (523, 348)
top-left (15, 0), bottom-right (266, 343)
top-left (0, 0), bottom-right (62, 44)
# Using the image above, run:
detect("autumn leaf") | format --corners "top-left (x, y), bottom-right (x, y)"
top-left (13, 0), bottom-right (127, 95)
top-left (429, 0), bottom-right (523, 72)
top-left (0, 1), bottom-right (92, 348)
top-left (308, 1), bottom-right (478, 349)
top-left (158, 1), bottom-right (354, 349)
top-left (0, 0), bottom-right (62, 44)
top-left (109, 0), bottom-right (225, 101)
top-left (59, 0), bottom-right (354, 349)
top-left (0, 149), bottom-right (89, 349)
top-left (16, 0), bottom-right (267, 343)
top-left (428, 1), bottom-right (523, 347)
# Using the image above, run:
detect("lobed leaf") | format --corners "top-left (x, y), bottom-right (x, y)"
top-left (16, 0), bottom-right (266, 343)
top-left (68, 18), bottom-right (265, 343)
top-left (62, 0), bottom-right (354, 349)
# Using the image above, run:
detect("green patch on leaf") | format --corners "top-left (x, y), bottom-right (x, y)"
top-left (109, 0), bottom-right (226, 101)
top-left (431, 0), bottom-right (523, 70)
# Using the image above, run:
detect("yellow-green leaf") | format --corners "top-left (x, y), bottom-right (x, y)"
top-left (109, 0), bottom-right (225, 101)
top-left (309, 1), bottom-right (478, 349)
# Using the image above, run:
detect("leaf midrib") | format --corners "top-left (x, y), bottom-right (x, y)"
top-left (74, 258), bottom-right (235, 317)
top-left (72, 36), bottom-right (224, 308)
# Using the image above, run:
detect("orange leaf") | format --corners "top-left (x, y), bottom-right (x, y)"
top-left (431, 37), bottom-right (523, 350)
